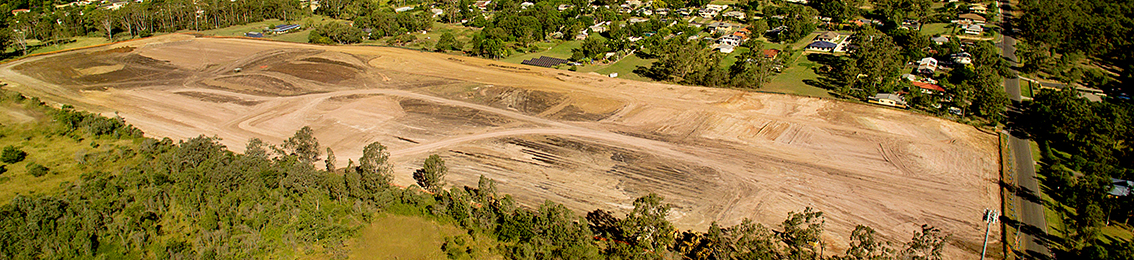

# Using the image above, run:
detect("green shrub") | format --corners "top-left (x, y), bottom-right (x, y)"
top-left (1, 145), bottom-right (26, 163)
top-left (27, 163), bottom-right (49, 177)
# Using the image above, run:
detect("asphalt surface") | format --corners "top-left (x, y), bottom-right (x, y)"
top-left (999, 3), bottom-right (1053, 258)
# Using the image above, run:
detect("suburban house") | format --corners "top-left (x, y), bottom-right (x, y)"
top-left (575, 30), bottom-right (589, 40)
top-left (10, 9), bottom-right (30, 16)
top-left (628, 17), bottom-right (650, 23)
top-left (1111, 178), bottom-right (1132, 197)
top-left (394, 6), bottom-right (415, 12)
top-left (718, 35), bottom-right (743, 46)
top-left (719, 44), bottom-right (735, 53)
top-left (931, 35), bottom-right (949, 45)
top-left (963, 24), bottom-right (984, 35)
top-left (733, 28), bottom-right (749, 37)
top-left (807, 41), bottom-right (838, 51)
top-left (816, 31), bottom-right (839, 42)
top-left (704, 4), bottom-right (728, 11)
top-left (763, 49), bottom-right (780, 59)
top-left (557, 4), bottom-right (573, 11)
top-left (785, 0), bottom-right (808, 4)
top-left (951, 52), bottom-right (973, 65)
top-left (699, 8), bottom-right (718, 19)
top-left (917, 57), bottom-right (938, 74)
top-left (706, 22), bottom-right (733, 34)
top-left (520, 1), bottom-right (534, 8)
top-left (912, 82), bottom-right (946, 94)
top-left (589, 21), bottom-right (610, 33)
top-left (723, 11), bottom-right (746, 20)
top-left (271, 24), bottom-right (301, 34)
top-left (959, 13), bottom-right (987, 24)
top-left (970, 3), bottom-right (987, 14)
top-left (869, 93), bottom-right (908, 108)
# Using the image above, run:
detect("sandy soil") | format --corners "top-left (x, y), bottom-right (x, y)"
top-left (0, 34), bottom-right (1001, 258)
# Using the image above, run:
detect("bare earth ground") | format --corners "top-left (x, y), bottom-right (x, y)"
top-left (0, 34), bottom-right (1000, 258)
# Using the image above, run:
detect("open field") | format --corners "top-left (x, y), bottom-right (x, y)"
top-left (349, 214), bottom-right (500, 259)
top-left (0, 34), bottom-right (1000, 258)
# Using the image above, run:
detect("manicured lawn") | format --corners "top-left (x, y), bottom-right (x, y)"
top-left (501, 40), bottom-right (584, 63)
top-left (763, 53), bottom-right (832, 98)
top-left (579, 53), bottom-right (657, 81)
top-left (402, 22), bottom-right (482, 50)
top-left (718, 46), bottom-right (749, 67)
top-left (350, 214), bottom-right (500, 259)
top-left (921, 23), bottom-right (955, 36)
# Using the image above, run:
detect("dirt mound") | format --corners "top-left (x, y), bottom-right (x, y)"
top-left (398, 98), bottom-right (514, 128)
top-left (14, 49), bottom-right (184, 87)
top-left (199, 74), bottom-right (307, 96)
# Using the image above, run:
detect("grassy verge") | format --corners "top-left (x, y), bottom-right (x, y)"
top-left (999, 132), bottom-right (1019, 259)
top-left (578, 53), bottom-right (657, 81)
top-left (350, 214), bottom-right (501, 259)
top-left (763, 52), bottom-right (832, 98)
top-left (921, 23), bottom-right (954, 36)
top-left (501, 40), bottom-right (584, 63)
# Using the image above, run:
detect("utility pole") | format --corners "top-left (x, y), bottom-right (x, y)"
top-left (981, 209), bottom-right (1000, 260)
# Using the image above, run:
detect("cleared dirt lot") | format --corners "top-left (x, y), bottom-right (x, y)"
top-left (0, 34), bottom-right (1000, 258)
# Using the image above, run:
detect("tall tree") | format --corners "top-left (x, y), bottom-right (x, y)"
top-left (780, 207), bottom-right (825, 259)
top-left (413, 154), bottom-right (447, 193)
top-left (620, 193), bottom-right (676, 252)
top-left (357, 141), bottom-right (393, 192)
top-left (325, 147), bottom-right (336, 172)
top-left (283, 126), bottom-right (320, 163)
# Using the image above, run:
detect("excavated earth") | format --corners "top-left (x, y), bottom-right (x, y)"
top-left (0, 34), bottom-right (1001, 258)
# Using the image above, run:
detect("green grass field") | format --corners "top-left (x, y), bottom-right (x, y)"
top-left (0, 103), bottom-right (140, 203)
top-left (921, 23), bottom-right (955, 36)
top-left (400, 22), bottom-right (482, 50)
top-left (21, 37), bottom-right (109, 56)
top-left (502, 40), bottom-right (584, 63)
top-left (579, 53), bottom-right (657, 81)
top-left (350, 214), bottom-right (500, 259)
top-left (763, 56), bottom-right (832, 97)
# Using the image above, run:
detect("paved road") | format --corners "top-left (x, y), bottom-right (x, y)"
top-left (999, 2), bottom-right (1053, 258)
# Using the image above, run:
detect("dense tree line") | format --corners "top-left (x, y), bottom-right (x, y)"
top-left (0, 89), bottom-right (956, 259)
top-left (636, 38), bottom-right (779, 89)
top-left (0, 0), bottom-right (305, 56)
top-left (1016, 0), bottom-right (1134, 82)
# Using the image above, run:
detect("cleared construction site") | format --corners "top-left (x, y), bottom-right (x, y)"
top-left (0, 34), bottom-right (1001, 258)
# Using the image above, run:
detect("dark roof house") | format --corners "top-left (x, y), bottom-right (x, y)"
top-left (806, 41), bottom-right (838, 51)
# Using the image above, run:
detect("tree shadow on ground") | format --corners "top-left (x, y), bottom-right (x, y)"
top-left (803, 53), bottom-right (845, 91)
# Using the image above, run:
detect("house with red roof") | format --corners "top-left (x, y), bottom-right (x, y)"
top-left (912, 81), bottom-right (945, 94)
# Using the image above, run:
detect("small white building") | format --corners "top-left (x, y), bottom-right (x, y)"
top-left (951, 52), bottom-right (973, 65)
top-left (917, 57), bottom-right (938, 74)
top-left (723, 11), bottom-right (746, 20)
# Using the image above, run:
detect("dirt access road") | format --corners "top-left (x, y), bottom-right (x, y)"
top-left (0, 34), bottom-right (1000, 258)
